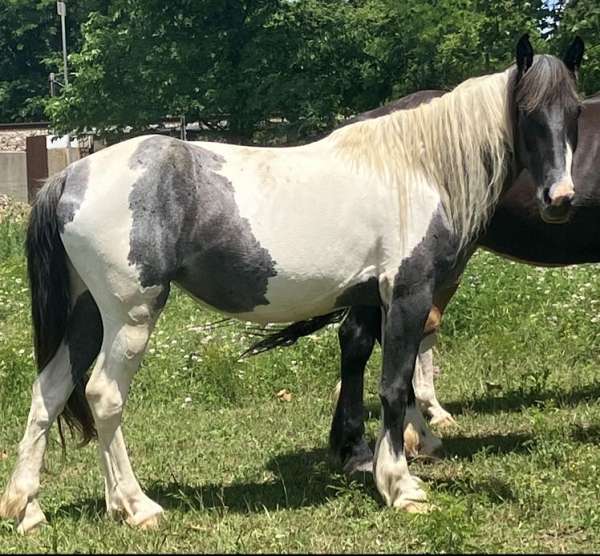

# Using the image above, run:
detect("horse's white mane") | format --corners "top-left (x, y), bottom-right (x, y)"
top-left (326, 69), bottom-right (514, 249)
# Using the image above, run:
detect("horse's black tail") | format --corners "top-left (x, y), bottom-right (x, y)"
top-left (241, 309), bottom-right (348, 357)
top-left (26, 172), bottom-right (97, 445)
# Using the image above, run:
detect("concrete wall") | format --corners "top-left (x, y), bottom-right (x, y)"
top-left (47, 147), bottom-right (80, 176)
top-left (0, 147), bottom-right (80, 202)
top-left (0, 152), bottom-right (27, 202)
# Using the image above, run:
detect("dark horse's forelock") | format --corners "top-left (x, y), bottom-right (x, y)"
top-left (515, 54), bottom-right (581, 113)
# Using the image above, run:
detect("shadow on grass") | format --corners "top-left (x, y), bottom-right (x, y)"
top-left (439, 432), bottom-right (535, 460)
top-left (362, 382), bottom-right (600, 420)
top-left (53, 447), bottom-right (354, 520)
top-left (570, 423), bottom-right (600, 444)
top-left (443, 382), bottom-right (600, 416)
top-left (52, 426), bottom-right (582, 522)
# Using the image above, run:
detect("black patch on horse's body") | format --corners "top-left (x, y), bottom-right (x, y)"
top-left (127, 135), bottom-right (277, 314)
top-left (335, 276), bottom-right (381, 308)
top-left (56, 159), bottom-right (90, 232)
top-left (393, 211), bottom-right (461, 300)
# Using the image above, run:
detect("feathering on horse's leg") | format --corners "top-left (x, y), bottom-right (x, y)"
top-left (404, 344), bottom-right (443, 459)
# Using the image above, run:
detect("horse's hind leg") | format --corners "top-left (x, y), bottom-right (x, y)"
top-left (330, 306), bottom-right (380, 474)
top-left (84, 288), bottom-right (168, 528)
top-left (0, 281), bottom-right (102, 534)
top-left (330, 306), bottom-right (444, 467)
top-left (0, 344), bottom-right (73, 533)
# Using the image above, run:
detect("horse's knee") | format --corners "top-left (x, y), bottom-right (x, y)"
top-left (380, 382), bottom-right (410, 412)
top-left (85, 377), bottom-right (123, 423)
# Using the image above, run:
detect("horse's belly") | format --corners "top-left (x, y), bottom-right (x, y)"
top-left (176, 245), bottom-right (380, 324)
top-left (241, 267), bottom-right (379, 323)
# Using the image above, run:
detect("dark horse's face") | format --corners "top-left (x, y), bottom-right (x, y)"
top-left (514, 35), bottom-right (584, 224)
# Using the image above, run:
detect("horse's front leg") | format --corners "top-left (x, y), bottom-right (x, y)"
top-left (374, 279), bottom-right (432, 511)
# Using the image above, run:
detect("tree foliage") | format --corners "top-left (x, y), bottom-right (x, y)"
top-left (5, 0), bottom-right (597, 141)
top-left (0, 0), bottom-right (109, 122)
top-left (550, 0), bottom-right (600, 95)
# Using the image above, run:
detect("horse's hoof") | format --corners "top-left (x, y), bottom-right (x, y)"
top-left (126, 507), bottom-right (164, 530)
top-left (336, 438), bottom-right (374, 476)
top-left (404, 425), bottom-right (443, 460)
top-left (391, 483), bottom-right (429, 512)
top-left (430, 413), bottom-right (457, 429)
top-left (137, 513), bottom-right (163, 530)
top-left (342, 450), bottom-right (374, 475)
top-left (343, 457), bottom-right (373, 475)
top-left (125, 501), bottom-right (165, 529)
top-left (398, 500), bottom-right (432, 514)
top-left (15, 500), bottom-right (47, 535)
top-left (404, 424), bottom-right (421, 459)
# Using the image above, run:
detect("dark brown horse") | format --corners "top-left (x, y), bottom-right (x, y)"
top-left (247, 83), bottom-right (599, 475)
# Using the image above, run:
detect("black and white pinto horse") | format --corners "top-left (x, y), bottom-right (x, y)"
top-left (0, 36), bottom-right (583, 532)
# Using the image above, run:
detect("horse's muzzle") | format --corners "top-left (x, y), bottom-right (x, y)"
top-left (539, 179), bottom-right (575, 224)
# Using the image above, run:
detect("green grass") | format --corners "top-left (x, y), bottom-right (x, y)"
top-left (1, 213), bottom-right (600, 553)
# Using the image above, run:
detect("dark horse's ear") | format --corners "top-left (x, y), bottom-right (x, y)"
top-left (516, 34), bottom-right (534, 77)
top-left (563, 36), bottom-right (585, 77)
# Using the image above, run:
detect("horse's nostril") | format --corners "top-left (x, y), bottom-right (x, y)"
top-left (543, 187), bottom-right (552, 205)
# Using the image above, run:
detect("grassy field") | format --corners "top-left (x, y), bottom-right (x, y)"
top-left (1, 204), bottom-right (600, 553)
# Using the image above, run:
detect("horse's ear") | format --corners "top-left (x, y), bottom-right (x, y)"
top-left (516, 33), bottom-right (534, 77)
top-left (563, 36), bottom-right (585, 77)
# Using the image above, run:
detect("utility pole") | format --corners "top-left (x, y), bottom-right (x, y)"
top-left (57, 1), bottom-right (71, 164)
top-left (180, 115), bottom-right (187, 141)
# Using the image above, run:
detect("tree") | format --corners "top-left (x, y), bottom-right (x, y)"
top-left (550, 0), bottom-right (600, 95)
top-left (0, 0), bottom-right (110, 123)
top-left (45, 0), bottom-right (554, 143)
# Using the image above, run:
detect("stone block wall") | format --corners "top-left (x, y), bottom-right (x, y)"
top-left (0, 128), bottom-right (48, 152)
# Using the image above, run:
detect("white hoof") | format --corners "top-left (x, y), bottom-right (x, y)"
top-left (430, 411), bottom-right (457, 429)
top-left (385, 476), bottom-right (429, 510)
top-left (374, 431), bottom-right (430, 509)
top-left (404, 408), bottom-right (443, 459)
top-left (404, 423), bottom-right (421, 460)
top-left (395, 499), bottom-right (432, 513)
top-left (1, 478), bottom-right (47, 535)
top-left (0, 491), bottom-right (47, 535)
top-left (109, 493), bottom-right (165, 529)
top-left (16, 499), bottom-right (47, 535)
top-left (126, 507), bottom-right (164, 530)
